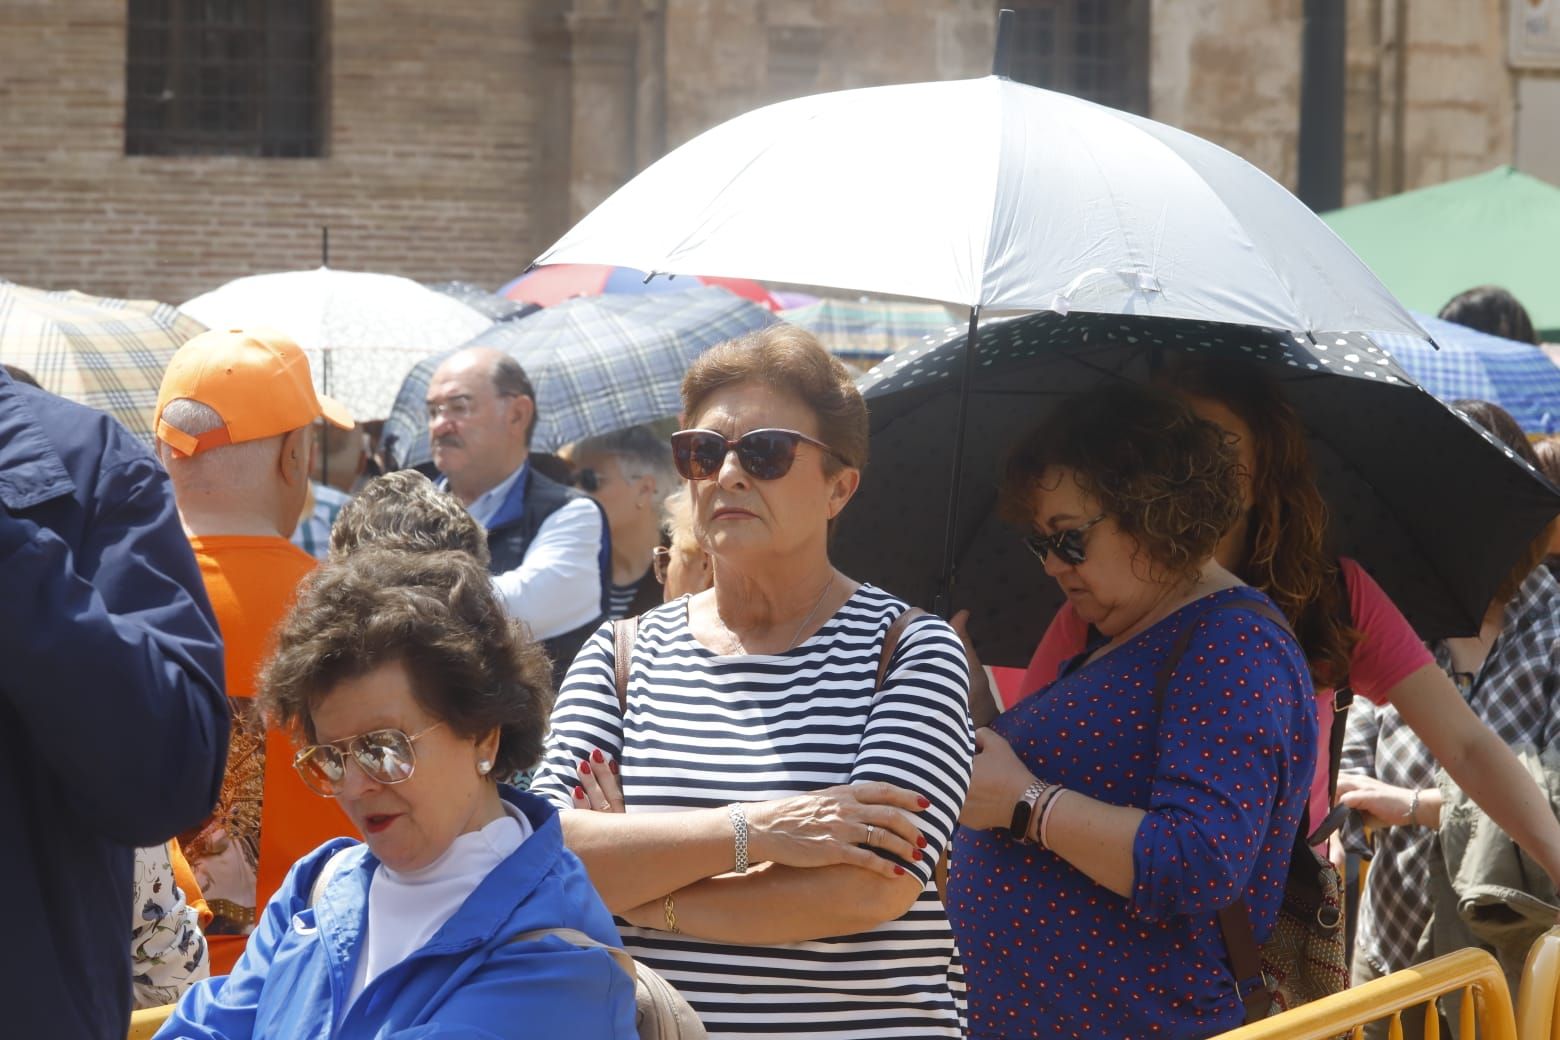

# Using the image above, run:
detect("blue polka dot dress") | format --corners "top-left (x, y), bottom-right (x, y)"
top-left (947, 588), bottom-right (1316, 1039)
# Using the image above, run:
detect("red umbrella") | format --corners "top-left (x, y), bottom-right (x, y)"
top-left (501, 263), bottom-right (779, 311)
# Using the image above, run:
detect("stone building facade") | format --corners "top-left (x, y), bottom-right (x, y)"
top-left (1, 0), bottom-right (1553, 305)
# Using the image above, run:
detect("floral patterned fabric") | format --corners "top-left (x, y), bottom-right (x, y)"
top-left (131, 842), bottom-right (208, 1009)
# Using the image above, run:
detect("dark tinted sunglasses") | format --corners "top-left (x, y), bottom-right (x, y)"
top-left (1024, 514), bottom-right (1107, 566)
top-left (671, 428), bottom-right (850, 482)
top-left (572, 467), bottom-right (601, 493)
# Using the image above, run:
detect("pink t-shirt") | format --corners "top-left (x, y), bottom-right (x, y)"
top-left (1015, 558), bottom-right (1433, 830)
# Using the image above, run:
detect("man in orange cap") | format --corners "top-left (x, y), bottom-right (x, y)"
top-left (155, 326), bottom-right (356, 975)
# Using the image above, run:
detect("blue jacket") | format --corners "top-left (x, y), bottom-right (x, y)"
top-left (158, 789), bottom-right (638, 1039)
top-left (0, 370), bottom-right (230, 1038)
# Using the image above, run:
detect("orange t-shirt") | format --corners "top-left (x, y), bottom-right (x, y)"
top-left (183, 535), bottom-right (353, 975)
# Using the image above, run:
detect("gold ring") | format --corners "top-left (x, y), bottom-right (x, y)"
top-left (865, 825), bottom-right (876, 847)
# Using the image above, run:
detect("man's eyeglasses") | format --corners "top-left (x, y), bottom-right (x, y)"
top-left (425, 392), bottom-right (516, 424)
top-left (293, 722), bottom-right (444, 798)
top-left (1024, 514), bottom-right (1107, 567)
top-left (671, 428), bottom-right (850, 482)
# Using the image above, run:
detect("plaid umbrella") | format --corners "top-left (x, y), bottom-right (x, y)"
top-left (381, 286), bottom-right (775, 468)
top-left (1370, 313), bottom-right (1560, 434)
top-left (0, 283), bottom-right (205, 444)
top-left (426, 281), bottom-right (540, 324)
top-left (780, 297), bottom-right (967, 365)
top-left (500, 263), bottom-right (781, 312)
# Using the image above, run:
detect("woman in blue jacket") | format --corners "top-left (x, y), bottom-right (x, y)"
top-left (157, 548), bottom-right (637, 1039)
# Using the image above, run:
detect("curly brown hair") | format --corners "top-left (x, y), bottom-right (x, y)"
top-left (259, 548), bottom-right (553, 777)
top-left (1161, 360), bottom-right (1357, 689)
top-left (681, 324), bottom-right (868, 474)
top-left (998, 383), bottom-right (1242, 585)
top-left (329, 470), bottom-right (490, 564)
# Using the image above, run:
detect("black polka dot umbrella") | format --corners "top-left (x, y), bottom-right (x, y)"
top-left (833, 311), bottom-right (1560, 668)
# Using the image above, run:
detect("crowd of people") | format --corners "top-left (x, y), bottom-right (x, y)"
top-left (4, 281), bottom-right (1559, 1040)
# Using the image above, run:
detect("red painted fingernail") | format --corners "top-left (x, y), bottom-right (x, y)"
top-left (573, 786), bottom-right (585, 800)
top-left (592, 748), bottom-right (605, 764)
top-left (916, 797), bottom-right (931, 809)
top-left (609, 759), bottom-right (618, 774)
top-left (580, 761), bottom-right (591, 775)
top-left (916, 834), bottom-right (927, 848)
top-left (893, 865), bottom-right (906, 876)
top-left (912, 848), bottom-right (923, 861)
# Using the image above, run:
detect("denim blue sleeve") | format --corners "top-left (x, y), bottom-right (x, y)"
top-left (0, 440), bottom-right (228, 845)
top-left (1130, 611), bottom-right (1314, 921)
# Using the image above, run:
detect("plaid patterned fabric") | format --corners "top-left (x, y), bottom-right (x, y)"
top-left (1371, 313), bottom-right (1560, 433)
top-left (0, 283), bottom-right (205, 445)
top-left (290, 482), bottom-right (352, 561)
top-left (780, 297), bottom-right (968, 364)
top-left (382, 286), bottom-right (775, 468)
top-left (1341, 564), bottom-right (1560, 975)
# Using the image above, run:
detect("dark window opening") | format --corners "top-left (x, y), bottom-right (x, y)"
top-left (1004, 0), bottom-right (1150, 116)
top-left (126, 0), bottom-right (326, 157)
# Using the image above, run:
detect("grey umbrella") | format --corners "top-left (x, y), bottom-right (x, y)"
top-left (833, 311), bottom-right (1560, 668)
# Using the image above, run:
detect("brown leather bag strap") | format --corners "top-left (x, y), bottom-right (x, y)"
top-left (876, 608), bottom-right (928, 690)
top-left (1218, 901), bottom-right (1275, 1022)
top-left (611, 616), bottom-right (639, 716)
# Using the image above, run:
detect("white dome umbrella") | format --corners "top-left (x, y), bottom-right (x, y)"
top-left (535, 69), bottom-right (1432, 609)
top-left (181, 268), bottom-right (494, 420)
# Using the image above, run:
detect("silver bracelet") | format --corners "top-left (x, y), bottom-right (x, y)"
top-left (728, 803), bottom-right (750, 874)
top-left (1405, 788), bottom-right (1422, 827)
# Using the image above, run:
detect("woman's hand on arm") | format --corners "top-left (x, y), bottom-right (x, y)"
top-left (1335, 772), bottom-right (1441, 830)
top-left (1387, 662), bottom-right (1560, 882)
top-left (561, 781), bottom-right (931, 912)
top-left (619, 861), bottom-right (927, 945)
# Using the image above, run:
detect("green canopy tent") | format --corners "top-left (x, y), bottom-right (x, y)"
top-left (1322, 166), bottom-right (1560, 340)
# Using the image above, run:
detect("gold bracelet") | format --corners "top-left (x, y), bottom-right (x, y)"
top-left (663, 893), bottom-right (680, 933)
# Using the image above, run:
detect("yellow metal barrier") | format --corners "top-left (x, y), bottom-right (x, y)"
top-left (1212, 947), bottom-right (1516, 1040)
top-left (1517, 927), bottom-right (1560, 1040)
top-left (127, 1003), bottom-right (174, 1040)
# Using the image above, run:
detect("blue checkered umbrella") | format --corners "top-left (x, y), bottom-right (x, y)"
top-left (1368, 314), bottom-right (1560, 434)
top-left (382, 286), bottom-right (775, 467)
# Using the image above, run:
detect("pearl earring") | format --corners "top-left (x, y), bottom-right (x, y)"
top-left (477, 760), bottom-right (492, 776)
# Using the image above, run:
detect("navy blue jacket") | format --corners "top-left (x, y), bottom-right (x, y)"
top-left (0, 370), bottom-right (229, 1038)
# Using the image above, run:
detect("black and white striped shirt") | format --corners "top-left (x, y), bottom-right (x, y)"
top-left (534, 585), bottom-right (974, 1038)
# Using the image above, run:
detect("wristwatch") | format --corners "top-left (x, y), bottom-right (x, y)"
top-left (1009, 779), bottom-right (1050, 842)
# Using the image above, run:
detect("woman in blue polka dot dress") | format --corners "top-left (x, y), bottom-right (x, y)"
top-left (946, 384), bottom-right (1316, 1040)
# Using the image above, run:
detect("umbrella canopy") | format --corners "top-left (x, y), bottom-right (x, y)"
top-left (0, 282), bottom-right (205, 444)
top-left (834, 311), bottom-right (1560, 667)
top-left (1323, 167), bottom-right (1560, 340)
top-left (780, 297), bottom-right (967, 364)
top-left (500, 263), bottom-right (780, 312)
top-left (1371, 313), bottom-right (1560, 434)
top-left (426, 281), bottom-right (540, 323)
top-left (535, 75), bottom-right (1424, 339)
top-left (381, 286), bottom-right (775, 469)
top-left (181, 268), bottom-right (495, 420)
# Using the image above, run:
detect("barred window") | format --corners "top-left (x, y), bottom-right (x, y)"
top-left (1004, 0), bottom-right (1150, 116)
top-left (126, 0), bottom-right (326, 157)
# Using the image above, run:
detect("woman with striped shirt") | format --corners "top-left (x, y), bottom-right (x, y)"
top-left (532, 325), bottom-right (974, 1038)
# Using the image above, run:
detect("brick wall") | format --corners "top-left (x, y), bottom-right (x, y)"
top-left (0, 0), bottom-right (544, 305)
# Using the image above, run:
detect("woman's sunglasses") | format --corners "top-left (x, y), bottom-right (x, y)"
top-left (651, 545), bottom-right (672, 584)
top-left (670, 428), bottom-right (849, 482)
top-left (1024, 514), bottom-right (1107, 566)
top-left (293, 722), bottom-right (444, 798)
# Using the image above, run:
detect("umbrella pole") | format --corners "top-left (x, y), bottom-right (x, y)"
top-left (933, 305), bottom-right (982, 617)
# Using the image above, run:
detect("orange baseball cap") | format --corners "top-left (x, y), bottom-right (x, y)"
top-left (156, 326), bottom-right (354, 458)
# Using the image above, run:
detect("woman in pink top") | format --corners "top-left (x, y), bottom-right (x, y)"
top-left (986, 361), bottom-right (1560, 879)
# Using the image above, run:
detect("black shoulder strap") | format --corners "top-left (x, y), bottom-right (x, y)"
top-left (611, 616), bottom-right (639, 716)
